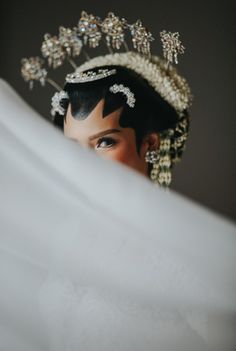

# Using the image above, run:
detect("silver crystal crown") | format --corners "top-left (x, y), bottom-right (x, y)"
top-left (66, 68), bottom-right (117, 83)
top-left (20, 10), bottom-right (192, 115)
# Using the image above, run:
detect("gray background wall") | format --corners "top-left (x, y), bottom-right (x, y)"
top-left (1, 0), bottom-right (235, 221)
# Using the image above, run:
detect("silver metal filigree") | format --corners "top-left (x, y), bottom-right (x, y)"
top-left (130, 20), bottom-right (154, 56)
top-left (66, 68), bottom-right (116, 83)
top-left (78, 11), bottom-right (102, 48)
top-left (41, 33), bottom-right (65, 68)
top-left (153, 137), bottom-right (172, 186)
top-left (101, 12), bottom-right (127, 50)
top-left (59, 26), bottom-right (82, 57)
top-left (51, 90), bottom-right (69, 116)
top-left (160, 31), bottom-right (185, 64)
top-left (21, 57), bottom-right (47, 89)
top-left (109, 83), bottom-right (136, 108)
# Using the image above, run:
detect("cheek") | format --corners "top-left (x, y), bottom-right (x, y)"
top-left (102, 141), bottom-right (141, 167)
top-left (96, 136), bottom-right (148, 176)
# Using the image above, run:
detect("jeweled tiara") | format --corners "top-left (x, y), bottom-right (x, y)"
top-left (66, 68), bottom-right (117, 83)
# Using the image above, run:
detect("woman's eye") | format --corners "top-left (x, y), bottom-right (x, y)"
top-left (95, 137), bottom-right (117, 149)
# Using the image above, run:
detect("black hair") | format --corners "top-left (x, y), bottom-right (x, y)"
top-left (53, 65), bottom-right (189, 168)
top-left (54, 65), bottom-right (190, 174)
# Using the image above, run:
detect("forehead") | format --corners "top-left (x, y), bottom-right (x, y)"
top-left (64, 99), bottom-right (123, 140)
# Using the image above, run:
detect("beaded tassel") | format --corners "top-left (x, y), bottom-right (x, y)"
top-left (149, 137), bottom-right (172, 187)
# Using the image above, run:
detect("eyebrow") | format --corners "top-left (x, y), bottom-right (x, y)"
top-left (88, 128), bottom-right (122, 141)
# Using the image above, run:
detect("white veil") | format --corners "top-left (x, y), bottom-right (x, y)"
top-left (0, 79), bottom-right (235, 351)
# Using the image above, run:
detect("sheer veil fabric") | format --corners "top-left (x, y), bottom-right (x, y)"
top-left (0, 79), bottom-right (235, 350)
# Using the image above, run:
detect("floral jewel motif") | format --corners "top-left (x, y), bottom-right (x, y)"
top-left (21, 57), bottom-right (47, 89)
top-left (109, 84), bottom-right (136, 108)
top-left (59, 26), bottom-right (82, 57)
top-left (41, 34), bottom-right (66, 69)
top-left (78, 11), bottom-right (102, 48)
top-left (51, 90), bottom-right (69, 116)
top-left (145, 149), bottom-right (159, 164)
top-left (160, 31), bottom-right (185, 64)
top-left (130, 20), bottom-right (154, 56)
top-left (101, 12), bottom-right (127, 50)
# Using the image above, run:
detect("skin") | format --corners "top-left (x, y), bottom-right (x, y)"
top-left (64, 99), bottom-right (159, 177)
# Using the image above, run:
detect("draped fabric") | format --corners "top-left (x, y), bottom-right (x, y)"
top-left (0, 79), bottom-right (235, 351)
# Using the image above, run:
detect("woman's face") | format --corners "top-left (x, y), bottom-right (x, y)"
top-left (64, 99), bottom-right (158, 177)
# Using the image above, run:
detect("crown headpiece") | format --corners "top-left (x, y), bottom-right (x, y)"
top-left (21, 10), bottom-right (192, 115)
top-left (20, 10), bottom-right (193, 187)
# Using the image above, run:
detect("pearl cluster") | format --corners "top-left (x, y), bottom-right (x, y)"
top-left (77, 11), bottom-right (154, 55)
top-left (41, 28), bottom-right (82, 69)
top-left (78, 11), bottom-right (102, 48)
top-left (145, 150), bottom-right (159, 164)
top-left (101, 12), bottom-right (126, 50)
top-left (160, 31), bottom-right (185, 65)
top-left (130, 20), bottom-right (154, 56)
top-left (149, 138), bottom-right (172, 187)
top-left (51, 90), bottom-right (69, 116)
top-left (109, 84), bottom-right (136, 108)
top-left (21, 57), bottom-right (47, 90)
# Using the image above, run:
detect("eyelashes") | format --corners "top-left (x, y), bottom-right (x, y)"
top-left (95, 137), bottom-right (117, 149)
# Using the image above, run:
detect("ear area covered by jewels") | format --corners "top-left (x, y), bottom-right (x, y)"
top-left (145, 137), bottom-right (172, 187)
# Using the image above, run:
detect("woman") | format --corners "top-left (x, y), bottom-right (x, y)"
top-left (4, 11), bottom-right (233, 350)
top-left (1, 78), bottom-right (236, 351)
top-left (21, 11), bottom-right (192, 187)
